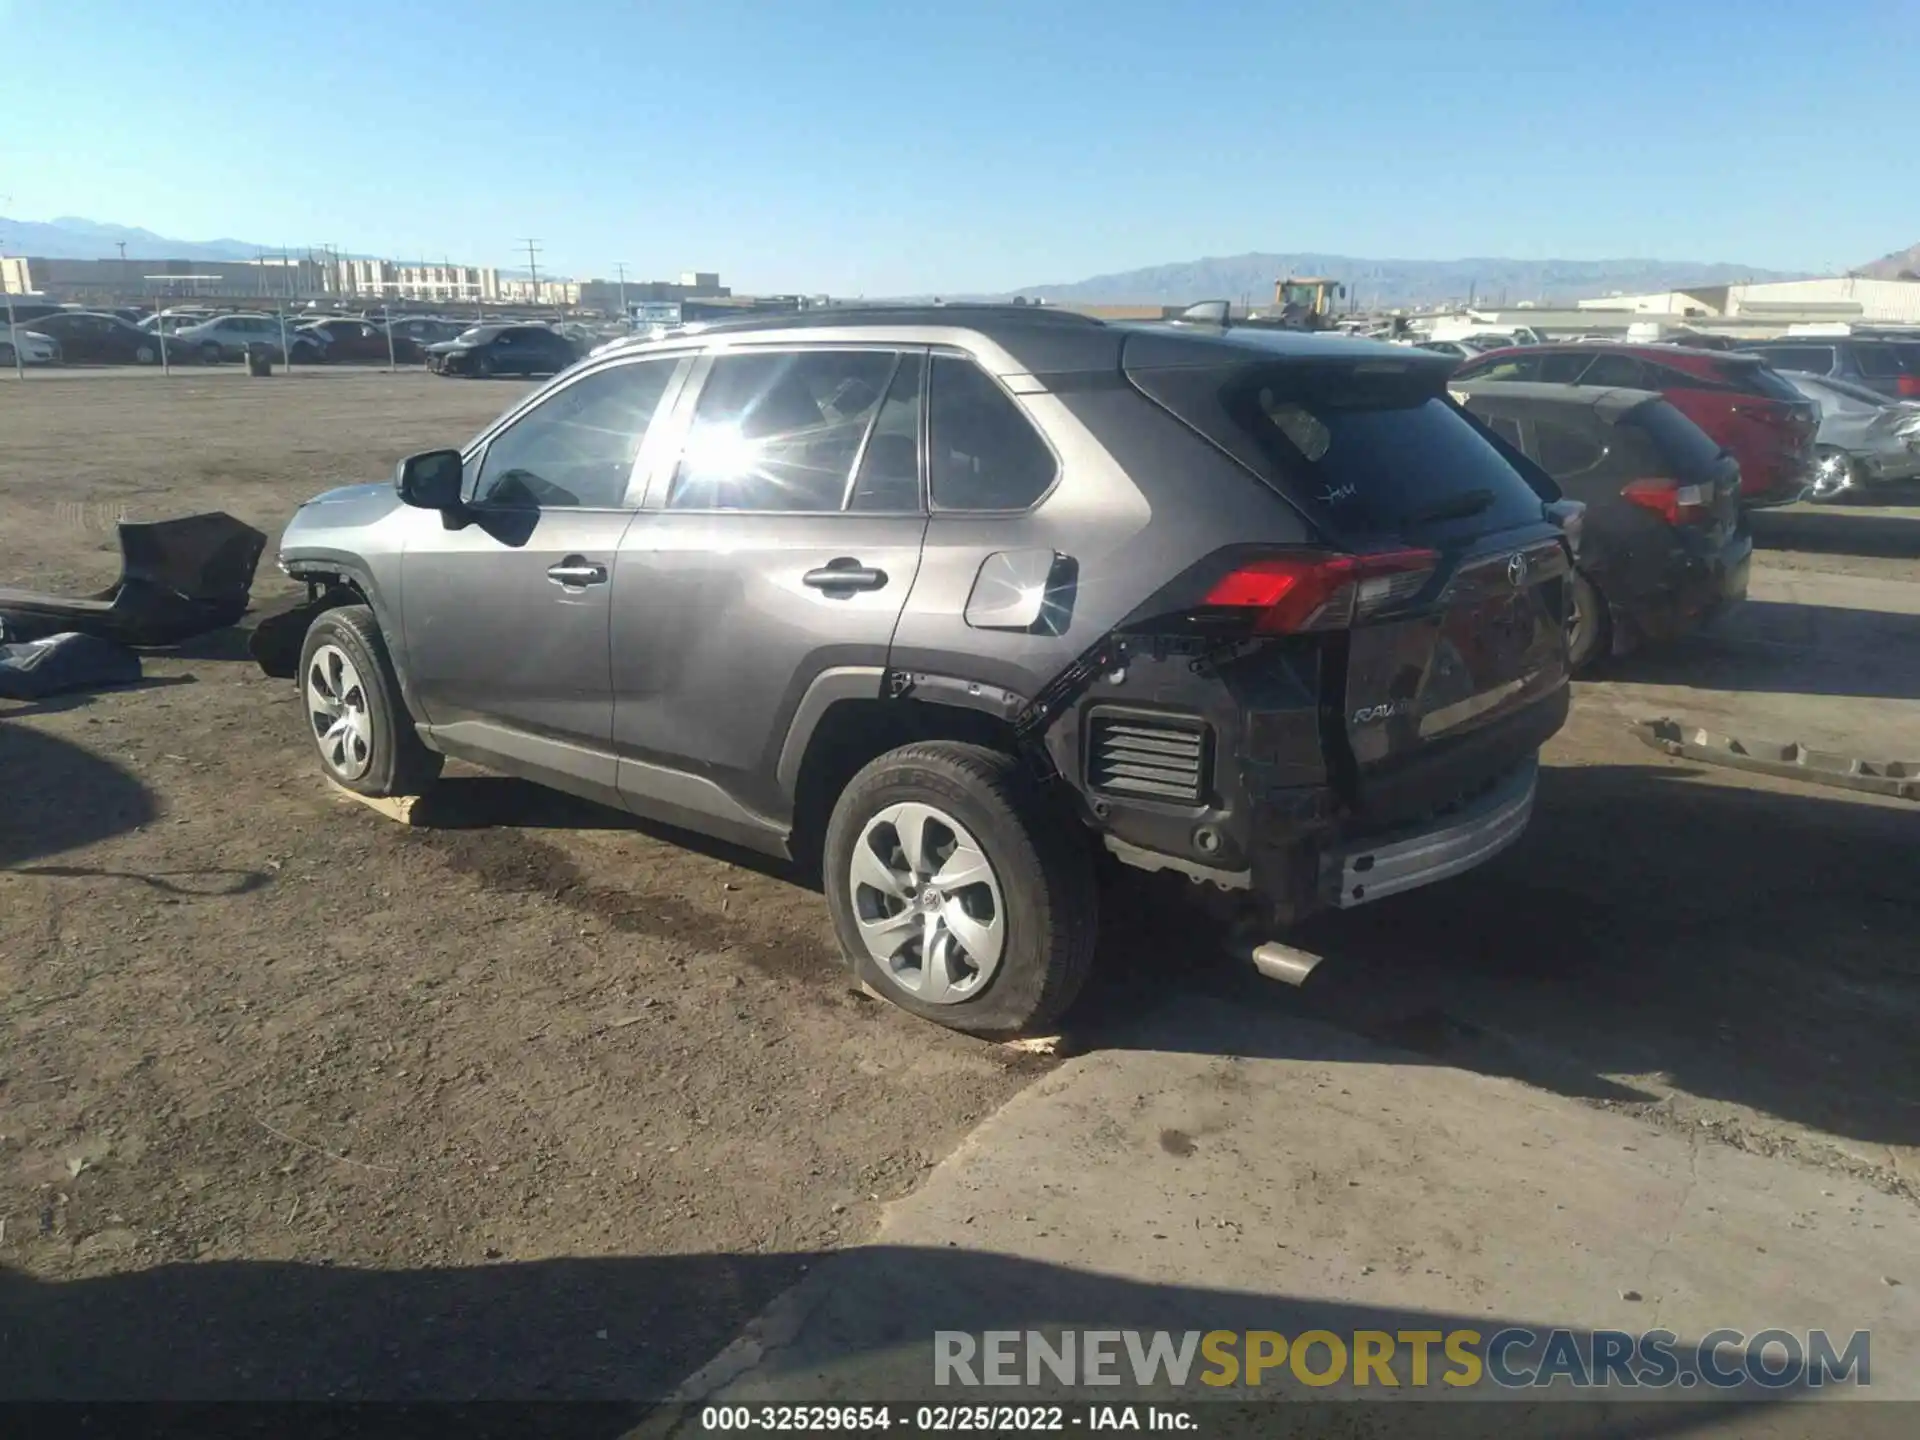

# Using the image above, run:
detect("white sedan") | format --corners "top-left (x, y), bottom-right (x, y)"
top-left (0, 326), bottom-right (60, 366)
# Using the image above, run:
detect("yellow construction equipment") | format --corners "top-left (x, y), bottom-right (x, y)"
top-left (1273, 275), bottom-right (1345, 329)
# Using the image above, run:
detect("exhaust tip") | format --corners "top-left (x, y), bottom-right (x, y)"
top-left (1250, 941), bottom-right (1324, 987)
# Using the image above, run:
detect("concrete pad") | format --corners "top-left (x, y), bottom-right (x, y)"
top-left (660, 999), bottom-right (1918, 1422)
top-left (1579, 564), bottom-right (1920, 757)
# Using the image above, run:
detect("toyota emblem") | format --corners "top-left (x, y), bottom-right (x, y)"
top-left (1506, 552), bottom-right (1529, 588)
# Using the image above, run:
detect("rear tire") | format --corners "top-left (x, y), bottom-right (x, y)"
top-left (199, 342), bottom-right (223, 365)
top-left (134, 343), bottom-right (157, 365)
top-left (1567, 568), bottom-right (1608, 675)
top-left (298, 605), bottom-right (443, 798)
top-left (823, 742), bottom-right (1096, 1036)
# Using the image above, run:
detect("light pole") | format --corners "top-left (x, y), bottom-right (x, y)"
top-left (614, 261), bottom-right (629, 324)
top-left (0, 216), bottom-right (22, 380)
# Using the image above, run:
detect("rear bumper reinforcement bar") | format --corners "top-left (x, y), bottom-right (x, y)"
top-left (1320, 758), bottom-right (1538, 908)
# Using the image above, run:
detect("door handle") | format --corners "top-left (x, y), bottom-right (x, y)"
top-left (547, 558), bottom-right (608, 588)
top-left (802, 560), bottom-right (888, 593)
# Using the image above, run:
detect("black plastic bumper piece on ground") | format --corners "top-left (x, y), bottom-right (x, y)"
top-left (0, 512), bottom-right (266, 647)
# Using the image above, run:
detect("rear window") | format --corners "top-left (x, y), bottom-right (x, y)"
top-left (1623, 399), bottom-right (1725, 479)
top-left (1211, 367), bottom-right (1546, 536)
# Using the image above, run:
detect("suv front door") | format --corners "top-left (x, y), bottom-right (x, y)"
top-left (609, 345), bottom-right (930, 842)
top-left (399, 353), bottom-right (689, 804)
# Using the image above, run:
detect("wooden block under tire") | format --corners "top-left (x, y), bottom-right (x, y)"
top-left (324, 775), bottom-right (428, 825)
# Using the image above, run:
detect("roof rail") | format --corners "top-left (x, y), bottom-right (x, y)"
top-left (665, 302), bottom-right (1107, 336)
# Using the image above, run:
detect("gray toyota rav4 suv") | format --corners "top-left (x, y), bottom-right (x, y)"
top-left (274, 305), bottom-right (1573, 1034)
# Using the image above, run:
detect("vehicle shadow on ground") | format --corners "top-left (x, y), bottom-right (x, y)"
top-left (1601, 600), bottom-right (1920, 701)
top-left (1076, 763), bottom-right (1920, 1158)
top-left (0, 1247), bottom-right (1807, 1429)
top-left (1748, 505), bottom-right (1920, 559)
top-left (0, 722), bottom-right (156, 866)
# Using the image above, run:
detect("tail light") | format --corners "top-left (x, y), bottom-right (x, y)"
top-left (1897, 374), bottom-right (1920, 398)
top-left (1203, 549), bottom-right (1438, 633)
top-left (1622, 477), bottom-right (1711, 525)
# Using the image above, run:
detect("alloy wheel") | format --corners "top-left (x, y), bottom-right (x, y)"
top-left (850, 802), bottom-right (1006, 1004)
top-left (306, 643), bottom-right (374, 781)
top-left (1808, 451), bottom-right (1853, 502)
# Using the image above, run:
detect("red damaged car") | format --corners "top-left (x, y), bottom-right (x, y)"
top-left (1453, 343), bottom-right (1817, 507)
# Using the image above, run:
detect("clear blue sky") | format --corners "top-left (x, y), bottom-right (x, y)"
top-left (2, 0), bottom-right (1911, 294)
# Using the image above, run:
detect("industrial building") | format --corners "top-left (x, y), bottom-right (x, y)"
top-left (1577, 275), bottom-right (1920, 324)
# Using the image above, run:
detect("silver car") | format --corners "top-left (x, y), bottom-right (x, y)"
top-left (170, 314), bottom-right (324, 364)
top-left (1779, 370), bottom-right (1920, 501)
top-left (270, 306), bottom-right (1576, 1034)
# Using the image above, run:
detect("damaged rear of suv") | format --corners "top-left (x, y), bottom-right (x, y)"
top-left (272, 307), bottom-right (1572, 1036)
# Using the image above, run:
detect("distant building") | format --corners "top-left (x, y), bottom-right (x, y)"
top-left (576, 271), bottom-right (731, 314)
top-left (336, 259), bottom-right (501, 303)
top-left (497, 276), bottom-right (581, 305)
top-left (1578, 276), bottom-right (1920, 325)
top-left (3, 253), bottom-right (335, 299)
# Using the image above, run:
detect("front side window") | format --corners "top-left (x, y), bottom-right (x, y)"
top-left (928, 356), bottom-right (1057, 510)
top-left (472, 358), bottom-right (678, 509)
top-left (670, 349), bottom-right (896, 512)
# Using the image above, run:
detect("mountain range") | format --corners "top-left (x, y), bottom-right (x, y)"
top-left (0, 216), bottom-right (272, 263)
top-left (1010, 252), bottom-right (1811, 309)
top-left (6, 216), bottom-right (1918, 306)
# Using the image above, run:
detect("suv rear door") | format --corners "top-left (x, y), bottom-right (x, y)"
top-left (1129, 346), bottom-right (1570, 824)
top-left (609, 345), bottom-right (930, 838)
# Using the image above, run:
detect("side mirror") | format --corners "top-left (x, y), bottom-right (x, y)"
top-left (395, 449), bottom-right (465, 510)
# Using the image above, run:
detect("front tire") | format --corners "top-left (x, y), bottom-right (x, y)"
top-left (199, 342), bottom-right (224, 365)
top-left (134, 343), bottom-right (157, 365)
top-left (298, 605), bottom-right (443, 798)
top-left (472, 354), bottom-right (494, 379)
top-left (823, 742), bottom-right (1096, 1036)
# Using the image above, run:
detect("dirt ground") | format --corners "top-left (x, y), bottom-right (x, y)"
top-left (2, 369), bottom-right (1917, 1401)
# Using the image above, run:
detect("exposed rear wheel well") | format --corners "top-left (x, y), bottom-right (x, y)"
top-left (790, 698), bottom-right (1032, 879)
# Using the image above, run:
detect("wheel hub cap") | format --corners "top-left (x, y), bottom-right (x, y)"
top-left (1811, 453), bottom-right (1851, 500)
top-left (306, 643), bottom-right (374, 781)
top-left (850, 802), bottom-right (1006, 1005)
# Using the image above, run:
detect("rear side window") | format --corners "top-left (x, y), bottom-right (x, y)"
top-left (1623, 399), bottom-right (1725, 480)
top-left (1212, 367), bottom-right (1547, 536)
top-left (1854, 344), bottom-right (1903, 378)
top-left (672, 349), bottom-right (896, 512)
top-left (1576, 353), bottom-right (1648, 388)
top-left (928, 356), bottom-right (1057, 510)
top-left (1533, 420), bottom-right (1606, 475)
